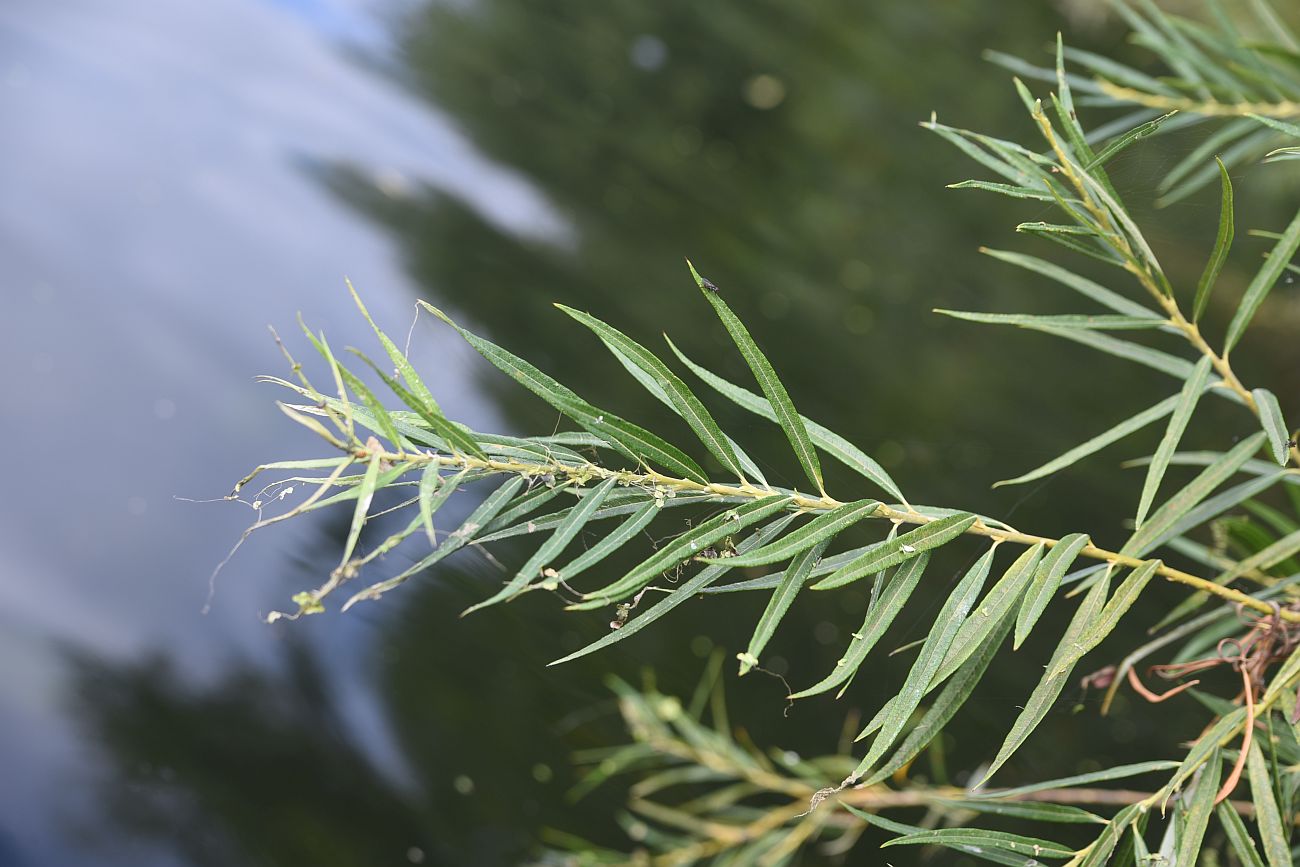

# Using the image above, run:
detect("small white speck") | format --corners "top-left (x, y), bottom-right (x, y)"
top-left (901, 544), bottom-right (916, 553)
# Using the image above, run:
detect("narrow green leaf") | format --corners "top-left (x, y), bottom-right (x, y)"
top-left (980, 248), bottom-right (1160, 318)
top-left (554, 500), bottom-right (659, 583)
top-left (810, 513), bottom-right (977, 591)
top-left (477, 490), bottom-right (712, 545)
top-left (948, 179), bottom-right (1061, 201)
top-left (548, 514), bottom-right (796, 666)
top-left (790, 552), bottom-right (929, 700)
top-left (881, 828), bottom-right (1074, 861)
top-left (349, 349), bottom-right (487, 460)
top-left (1077, 804), bottom-right (1142, 867)
top-left (556, 304), bottom-right (747, 481)
top-left (725, 499), bottom-right (880, 568)
top-left (422, 302), bottom-right (707, 482)
top-left (1033, 326), bottom-right (1196, 379)
top-left (418, 464), bottom-right (458, 546)
top-left (1134, 355), bottom-right (1214, 529)
top-left (1086, 560), bottom-right (1161, 647)
top-left (347, 279), bottom-right (442, 414)
top-left (1247, 739), bottom-right (1291, 866)
top-left (464, 476), bottom-right (619, 615)
top-left (334, 364), bottom-right (406, 451)
top-left (666, 336), bottom-right (905, 501)
top-left (936, 310), bottom-right (1165, 330)
top-left (686, 261), bottom-right (824, 494)
top-left (1193, 158), bottom-right (1235, 323)
top-left (995, 395), bottom-right (1179, 488)
top-left (1173, 747), bottom-right (1221, 867)
top-left (1082, 110), bottom-right (1179, 168)
top-left (1123, 431), bottom-right (1268, 557)
top-left (1217, 800), bottom-right (1267, 867)
top-left (574, 496), bottom-right (793, 608)
top-left (852, 547), bottom-right (997, 776)
top-left (977, 566), bottom-right (1111, 787)
top-left (339, 451), bottom-right (381, 568)
top-left (931, 798), bottom-right (1103, 824)
top-left (863, 610), bottom-right (1013, 785)
top-left (343, 475), bottom-right (525, 609)
top-left (1016, 533), bottom-right (1090, 649)
top-left (1252, 388), bottom-right (1291, 465)
top-left (932, 543), bottom-right (1044, 684)
top-left (738, 539), bottom-right (829, 675)
top-left (1249, 113), bottom-right (1300, 139)
top-left (971, 761), bottom-right (1180, 800)
top-left (1225, 206), bottom-right (1300, 353)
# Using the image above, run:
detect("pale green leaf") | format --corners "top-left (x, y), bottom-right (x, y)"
top-left (1016, 533), bottom-right (1090, 649)
top-left (1122, 431), bottom-right (1268, 557)
top-left (995, 395), bottom-right (1179, 488)
top-left (1086, 559), bottom-right (1161, 647)
top-left (418, 464), bottom-right (459, 546)
top-left (1082, 110), bottom-right (1179, 168)
top-left (1249, 113), bottom-right (1300, 139)
top-left (1247, 739), bottom-right (1291, 865)
top-left (340, 451), bottom-right (381, 569)
top-left (971, 761), bottom-right (1179, 800)
top-left (1217, 800), bottom-right (1267, 867)
top-left (347, 279), bottom-right (442, 414)
top-left (349, 349), bottom-right (487, 460)
top-left (936, 310), bottom-right (1165, 330)
top-left (881, 828), bottom-right (1074, 861)
top-left (976, 566), bottom-right (1111, 786)
top-left (980, 248), bottom-right (1160, 318)
top-left (1173, 746), bottom-right (1221, 867)
top-left (1031, 326), bottom-right (1196, 379)
top-left (930, 798), bottom-right (1103, 824)
top-left (932, 543), bottom-right (1044, 684)
top-left (863, 610), bottom-right (1013, 785)
top-left (852, 547), bottom-right (996, 776)
top-left (1134, 355), bottom-right (1213, 529)
top-left (1252, 388), bottom-right (1290, 465)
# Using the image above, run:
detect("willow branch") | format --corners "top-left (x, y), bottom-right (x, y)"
top-left (334, 438), bottom-right (1300, 622)
top-left (1097, 81), bottom-right (1300, 120)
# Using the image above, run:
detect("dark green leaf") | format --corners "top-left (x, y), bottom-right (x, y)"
top-left (738, 539), bottom-right (829, 675)
top-left (1225, 206), bottom-right (1300, 352)
top-left (1134, 356), bottom-right (1214, 529)
top-left (1193, 157), bottom-right (1234, 323)
top-left (573, 496), bottom-right (793, 609)
top-left (548, 514), bottom-right (796, 666)
top-left (790, 552), bottom-right (928, 700)
top-left (667, 337), bottom-right (905, 501)
top-left (811, 513), bottom-right (977, 591)
top-left (725, 499), bottom-right (880, 567)
top-left (687, 261), bottom-right (824, 493)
